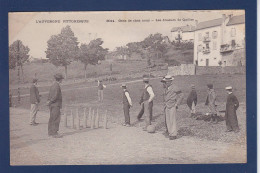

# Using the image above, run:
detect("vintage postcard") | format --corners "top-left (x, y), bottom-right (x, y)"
top-left (9, 10), bottom-right (246, 165)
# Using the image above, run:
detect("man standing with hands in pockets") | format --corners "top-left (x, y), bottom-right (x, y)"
top-left (162, 75), bottom-right (183, 140)
top-left (47, 73), bottom-right (64, 138)
top-left (29, 78), bottom-right (41, 126)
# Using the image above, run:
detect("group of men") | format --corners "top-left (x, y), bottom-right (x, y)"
top-left (30, 73), bottom-right (64, 138)
top-left (120, 74), bottom-right (240, 140)
top-left (29, 72), bottom-right (240, 140)
top-left (120, 75), bottom-right (183, 140)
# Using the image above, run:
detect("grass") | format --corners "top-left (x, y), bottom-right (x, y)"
top-left (9, 59), bottom-right (148, 86)
top-left (10, 73), bottom-right (246, 144)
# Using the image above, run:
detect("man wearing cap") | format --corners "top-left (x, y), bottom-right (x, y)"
top-left (205, 84), bottom-right (218, 123)
top-left (187, 84), bottom-right (197, 118)
top-left (225, 86), bottom-right (239, 133)
top-left (121, 84), bottom-right (133, 127)
top-left (137, 76), bottom-right (155, 130)
top-left (162, 75), bottom-right (183, 140)
top-left (29, 78), bottom-right (41, 125)
top-left (98, 80), bottom-right (106, 102)
top-left (47, 73), bottom-right (64, 138)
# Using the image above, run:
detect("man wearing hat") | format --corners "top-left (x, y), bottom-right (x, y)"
top-left (162, 75), bottom-right (183, 140)
top-left (187, 84), bottom-right (197, 118)
top-left (29, 78), bottom-right (41, 125)
top-left (97, 80), bottom-right (106, 102)
top-left (121, 84), bottom-right (133, 127)
top-left (137, 76), bottom-right (155, 131)
top-left (47, 73), bottom-right (64, 138)
top-left (225, 86), bottom-right (239, 133)
top-left (205, 84), bottom-right (218, 123)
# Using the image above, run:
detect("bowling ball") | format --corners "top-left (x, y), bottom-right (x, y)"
top-left (147, 125), bottom-right (156, 133)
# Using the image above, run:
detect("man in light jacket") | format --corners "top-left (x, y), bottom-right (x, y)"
top-left (162, 75), bottom-right (183, 140)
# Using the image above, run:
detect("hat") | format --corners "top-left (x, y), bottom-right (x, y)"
top-left (225, 86), bottom-right (232, 90)
top-left (121, 84), bottom-right (127, 88)
top-left (54, 73), bottom-right (64, 80)
top-left (207, 84), bottom-right (213, 89)
top-left (160, 77), bottom-right (166, 83)
top-left (163, 75), bottom-right (174, 82)
top-left (32, 78), bottom-right (38, 83)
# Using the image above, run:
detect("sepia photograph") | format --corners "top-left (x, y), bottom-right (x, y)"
top-left (9, 10), bottom-right (246, 165)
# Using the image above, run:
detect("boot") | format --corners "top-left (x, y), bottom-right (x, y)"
top-left (213, 114), bottom-right (218, 124)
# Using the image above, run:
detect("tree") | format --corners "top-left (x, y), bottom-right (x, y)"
top-left (78, 38), bottom-right (108, 79)
top-left (140, 33), bottom-right (169, 66)
top-left (45, 25), bottom-right (79, 79)
top-left (114, 46), bottom-right (130, 60)
top-left (9, 40), bottom-right (30, 82)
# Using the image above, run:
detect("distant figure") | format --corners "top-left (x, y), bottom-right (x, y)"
top-left (29, 78), bottom-right (41, 126)
top-left (225, 86), bottom-right (239, 133)
top-left (162, 75), bottom-right (183, 140)
top-left (98, 80), bottom-right (106, 102)
top-left (137, 76), bottom-right (155, 131)
top-left (121, 84), bottom-right (133, 127)
top-left (205, 84), bottom-right (218, 123)
top-left (47, 73), bottom-right (64, 138)
top-left (187, 84), bottom-right (197, 118)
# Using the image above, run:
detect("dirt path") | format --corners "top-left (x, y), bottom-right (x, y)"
top-left (10, 108), bottom-right (246, 165)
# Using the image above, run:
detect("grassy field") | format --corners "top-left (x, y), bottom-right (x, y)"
top-left (11, 73), bottom-right (246, 110)
top-left (9, 59), bottom-right (149, 86)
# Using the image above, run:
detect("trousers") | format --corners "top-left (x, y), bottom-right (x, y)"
top-left (98, 90), bottom-right (104, 101)
top-left (123, 104), bottom-right (130, 124)
top-left (48, 106), bottom-right (61, 136)
top-left (30, 104), bottom-right (39, 124)
top-left (137, 101), bottom-right (153, 121)
top-left (165, 106), bottom-right (177, 137)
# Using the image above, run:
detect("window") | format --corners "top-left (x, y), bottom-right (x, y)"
top-left (212, 31), bottom-right (218, 39)
top-left (198, 44), bottom-right (202, 52)
top-left (231, 28), bottom-right (236, 37)
top-left (206, 43), bottom-right (210, 49)
top-left (205, 32), bottom-right (209, 38)
top-left (231, 40), bottom-right (236, 47)
top-left (198, 33), bottom-right (202, 41)
top-left (213, 41), bottom-right (217, 50)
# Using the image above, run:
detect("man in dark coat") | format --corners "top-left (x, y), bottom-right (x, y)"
top-left (47, 73), bottom-right (64, 138)
top-left (29, 78), bottom-right (41, 125)
top-left (225, 86), bottom-right (239, 133)
top-left (187, 84), bottom-right (197, 118)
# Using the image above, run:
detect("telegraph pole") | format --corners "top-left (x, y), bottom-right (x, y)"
top-left (17, 40), bottom-right (21, 104)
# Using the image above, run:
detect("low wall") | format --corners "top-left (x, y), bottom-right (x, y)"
top-left (168, 64), bottom-right (195, 76)
top-left (196, 66), bottom-right (246, 75)
top-left (168, 64), bottom-right (245, 76)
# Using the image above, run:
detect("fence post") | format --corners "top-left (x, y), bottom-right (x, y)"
top-left (63, 106), bottom-right (67, 127)
top-left (83, 107), bottom-right (87, 128)
top-left (103, 110), bottom-right (107, 129)
top-left (91, 109), bottom-right (95, 129)
top-left (70, 109), bottom-right (74, 129)
top-left (76, 107), bottom-right (80, 130)
top-left (95, 108), bottom-right (99, 128)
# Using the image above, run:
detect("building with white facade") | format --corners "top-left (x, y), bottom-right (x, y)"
top-left (193, 14), bottom-right (245, 66)
top-left (171, 25), bottom-right (195, 42)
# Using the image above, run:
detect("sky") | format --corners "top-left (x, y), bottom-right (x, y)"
top-left (9, 10), bottom-right (244, 59)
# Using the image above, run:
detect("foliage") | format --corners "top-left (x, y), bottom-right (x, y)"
top-left (9, 40), bottom-right (30, 69)
top-left (45, 25), bottom-right (79, 78)
top-left (78, 38), bottom-right (108, 66)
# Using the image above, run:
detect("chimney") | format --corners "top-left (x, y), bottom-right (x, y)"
top-left (195, 20), bottom-right (198, 29)
top-left (222, 14), bottom-right (226, 23)
top-left (228, 14), bottom-right (233, 20)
